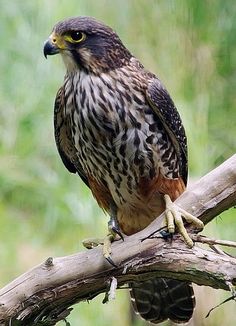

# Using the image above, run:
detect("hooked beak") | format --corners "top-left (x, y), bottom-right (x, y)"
top-left (43, 38), bottom-right (60, 58)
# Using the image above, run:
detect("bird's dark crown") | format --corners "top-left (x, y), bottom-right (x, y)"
top-left (45, 16), bottom-right (132, 74)
top-left (54, 16), bottom-right (113, 36)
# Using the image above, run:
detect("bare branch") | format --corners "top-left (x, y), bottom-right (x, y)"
top-left (192, 235), bottom-right (236, 249)
top-left (0, 155), bottom-right (236, 325)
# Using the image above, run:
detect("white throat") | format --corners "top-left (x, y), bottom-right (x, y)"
top-left (61, 51), bottom-right (80, 73)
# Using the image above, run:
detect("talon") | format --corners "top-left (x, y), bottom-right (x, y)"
top-left (105, 256), bottom-right (118, 268)
top-left (82, 202), bottom-right (121, 267)
top-left (111, 226), bottom-right (124, 241)
top-left (141, 226), bottom-right (167, 242)
top-left (164, 194), bottom-right (203, 247)
top-left (103, 234), bottom-right (118, 267)
top-left (160, 230), bottom-right (173, 241)
top-left (108, 212), bottom-right (124, 241)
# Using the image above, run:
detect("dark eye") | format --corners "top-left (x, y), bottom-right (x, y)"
top-left (69, 31), bottom-right (85, 42)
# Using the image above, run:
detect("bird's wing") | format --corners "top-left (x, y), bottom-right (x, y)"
top-left (146, 78), bottom-right (188, 185)
top-left (54, 86), bottom-right (89, 187)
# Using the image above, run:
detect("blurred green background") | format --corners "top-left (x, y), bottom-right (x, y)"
top-left (0, 0), bottom-right (235, 325)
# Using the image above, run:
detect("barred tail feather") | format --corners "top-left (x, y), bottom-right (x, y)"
top-left (130, 278), bottom-right (195, 324)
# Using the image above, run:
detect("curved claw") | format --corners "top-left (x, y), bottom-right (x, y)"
top-left (111, 226), bottom-right (124, 241)
top-left (108, 216), bottom-right (124, 241)
top-left (105, 256), bottom-right (118, 268)
top-left (160, 230), bottom-right (173, 241)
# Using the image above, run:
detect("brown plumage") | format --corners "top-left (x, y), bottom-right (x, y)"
top-left (44, 16), bottom-right (195, 324)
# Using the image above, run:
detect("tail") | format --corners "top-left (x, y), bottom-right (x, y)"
top-left (130, 278), bottom-right (195, 324)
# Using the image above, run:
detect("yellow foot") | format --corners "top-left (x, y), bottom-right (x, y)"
top-left (82, 234), bottom-right (115, 259)
top-left (82, 203), bottom-right (123, 266)
top-left (82, 234), bottom-right (118, 267)
top-left (164, 194), bottom-right (204, 247)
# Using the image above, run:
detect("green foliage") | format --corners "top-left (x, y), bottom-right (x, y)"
top-left (0, 1), bottom-right (235, 325)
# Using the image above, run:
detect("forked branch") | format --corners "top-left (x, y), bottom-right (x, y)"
top-left (0, 155), bottom-right (236, 325)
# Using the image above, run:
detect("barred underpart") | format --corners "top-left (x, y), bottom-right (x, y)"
top-left (130, 278), bottom-right (195, 324)
top-left (63, 64), bottom-right (181, 207)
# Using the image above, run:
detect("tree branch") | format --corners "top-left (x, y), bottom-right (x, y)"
top-left (1, 155), bottom-right (236, 325)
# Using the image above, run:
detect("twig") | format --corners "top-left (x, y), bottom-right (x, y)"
top-left (192, 234), bottom-right (236, 249)
top-left (209, 244), bottom-right (230, 256)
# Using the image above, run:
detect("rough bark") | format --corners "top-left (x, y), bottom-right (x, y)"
top-left (0, 155), bottom-right (236, 325)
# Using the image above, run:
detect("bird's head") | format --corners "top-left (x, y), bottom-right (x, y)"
top-left (44, 16), bottom-right (132, 74)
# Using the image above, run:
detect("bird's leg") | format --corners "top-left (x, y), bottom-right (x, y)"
top-left (82, 202), bottom-right (123, 265)
top-left (103, 202), bottom-right (123, 261)
top-left (163, 194), bottom-right (204, 247)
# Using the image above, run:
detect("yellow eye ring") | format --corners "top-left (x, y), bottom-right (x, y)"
top-left (65, 31), bottom-right (86, 43)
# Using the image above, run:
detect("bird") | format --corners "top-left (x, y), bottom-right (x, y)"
top-left (44, 16), bottom-right (204, 324)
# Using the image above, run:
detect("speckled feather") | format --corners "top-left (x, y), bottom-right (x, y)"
top-left (49, 16), bottom-right (193, 324)
top-left (55, 63), bottom-right (186, 234)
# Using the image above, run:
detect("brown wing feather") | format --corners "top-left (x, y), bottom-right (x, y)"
top-left (146, 78), bottom-right (188, 185)
top-left (54, 87), bottom-right (89, 187)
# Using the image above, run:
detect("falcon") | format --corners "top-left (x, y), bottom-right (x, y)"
top-left (44, 17), bottom-right (204, 324)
